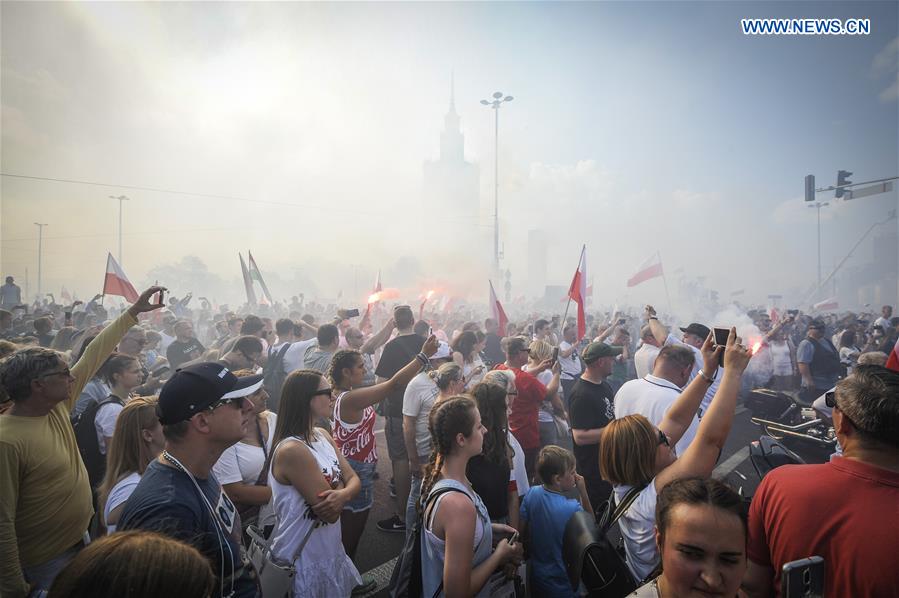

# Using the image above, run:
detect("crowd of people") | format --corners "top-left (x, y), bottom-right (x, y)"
top-left (0, 278), bottom-right (897, 598)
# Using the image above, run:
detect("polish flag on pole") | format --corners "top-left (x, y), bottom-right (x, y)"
top-left (627, 252), bottom-right (664, 288)
top-left (102, 253), bottom-right (138, 303)
top-left (567, 245), bottom-right (587, 339)
top-left (489, 280), bottom-right (509, 337)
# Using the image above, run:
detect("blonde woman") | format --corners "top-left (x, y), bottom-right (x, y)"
top-left (524, 339), bottom-right (568, 450)
top-left (97, 397), bottom-right (165, 533)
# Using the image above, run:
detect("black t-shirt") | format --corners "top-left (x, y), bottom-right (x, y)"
top-left (375, 333), bottom-right (424, 417)
top-left (167, 338), bottom-right (206, 369)
top-left (483, 333), bottom-right (505, 367)
top-left (119, 459), bottom-right (260, 598)
top-left (568, 378), bottom-right (615, 486)
top-left (466, 454), bottom-right (511, 521)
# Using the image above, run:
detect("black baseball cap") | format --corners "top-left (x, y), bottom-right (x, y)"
top-left (156, 362), bottom-right (263, 425)
top-left (679, 323), bottom-right (711, 340)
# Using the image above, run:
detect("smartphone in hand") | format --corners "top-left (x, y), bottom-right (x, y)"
top-left (552, 347), bottom-right (560, 364)
top-left (713, 328), bottom-right (730, 368)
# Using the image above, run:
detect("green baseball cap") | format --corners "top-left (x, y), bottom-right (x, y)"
top-left (582, 342), bottom-right (623, 363)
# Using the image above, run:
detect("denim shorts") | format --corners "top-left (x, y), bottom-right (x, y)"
top-left (344, 458), bottom-right (376, 513)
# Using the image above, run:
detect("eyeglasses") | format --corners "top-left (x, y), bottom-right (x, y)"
top-left (658, 429), bottom-right (670, 447)
top-left (312, 388), bottom-right (333, 397)
top-left (206, 397), bottom-right (247, 412)
top-left (39, 368), bottom-right (71, 379)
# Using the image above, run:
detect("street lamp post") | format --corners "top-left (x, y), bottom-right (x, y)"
top-left (109, 195), bottom-right (130, 266)
top-left (480, 91), bottom-right (513, 277)
top-left (34, 222), bottom-right (47, 299)
top-left (807, 201), bottom-right (829, 294)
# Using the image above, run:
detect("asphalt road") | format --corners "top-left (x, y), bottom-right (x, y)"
top-left (352, 402), bottom-right (830, 597)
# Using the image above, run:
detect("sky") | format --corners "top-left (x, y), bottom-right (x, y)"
top-left (2, 1), bottom-right (897, 313)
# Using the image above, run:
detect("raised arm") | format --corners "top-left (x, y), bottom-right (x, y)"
top-left (658, 332), bottom-right (720, 445)
top-left (657, 328), bottom-right (752, 490)
top-left (645, 305), bottom-right (668, 346)
top-left (360, 317), bottom-right (396, 355)
top-left (340, 335), bottom-right (438, 419)
top-left (67, 286), bottom-right (165, 412)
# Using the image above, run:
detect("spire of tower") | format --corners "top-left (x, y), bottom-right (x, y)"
top-left (450, 69), bottom-right (455, 111)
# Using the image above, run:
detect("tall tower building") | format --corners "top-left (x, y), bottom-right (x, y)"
top-left (423, 74), bottom-right (480, 222)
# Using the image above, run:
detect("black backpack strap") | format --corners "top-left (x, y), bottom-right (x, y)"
top-left (603, 483), bottom-right (648, 531)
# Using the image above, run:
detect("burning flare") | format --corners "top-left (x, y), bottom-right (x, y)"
top-left (751, 340), bottom-right (762, 355)
top-left (426, 290), bottom-right (435, 300)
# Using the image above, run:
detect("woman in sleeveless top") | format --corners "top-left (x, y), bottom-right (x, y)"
top-left (327, 334), bottom-right (438, 562)
top-left (598, 330), bottom-right (752, 582)
top-left (451, 330), bottom-right (487, 389)
top-left (269, 369), bottom-right (362, 597)
top-left (420, 397), bottom-right (523, 598)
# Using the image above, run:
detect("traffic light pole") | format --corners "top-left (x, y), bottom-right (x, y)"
top-left (813, 175), bottom-right (897, 197)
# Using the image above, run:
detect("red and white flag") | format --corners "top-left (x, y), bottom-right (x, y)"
top-left (812, 297), bottom-right (839, 311)
top-left (60, 287), bottom-right (72, 302)
top-left (567, 245), bottom-right (587, 339)
top-left (489, 280), bottom-right (508, 337)
top-left (102, 253), bottom-right (138, 303)
top-left (627, 252), bottom-right (663, 288)
top-left (886, 338), bottom-right (898, 372)
top-left (373, 270), bottom-right (382, 293)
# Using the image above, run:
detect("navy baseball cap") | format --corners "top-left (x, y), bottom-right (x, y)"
top-left (156, 362), bottom-right (263, 425)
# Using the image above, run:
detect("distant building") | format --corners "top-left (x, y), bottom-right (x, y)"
top-left (423, 74), bottom-right (480, 223)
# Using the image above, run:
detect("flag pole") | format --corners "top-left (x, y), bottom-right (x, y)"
top-left (560, 245), bottom-right (585, 340)
top-left (659, 250), bottom-right (673, 316)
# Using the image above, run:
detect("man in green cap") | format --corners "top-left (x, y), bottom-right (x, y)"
top-left (568, 341), bottom-right (622, 510)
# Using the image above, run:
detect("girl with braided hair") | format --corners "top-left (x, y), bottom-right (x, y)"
top-left (327, 334), bottom-right (438, 571)
top-left (466, 382), bottom-right (519, 528)
top-left (420, 397), bottom-right (524, 598)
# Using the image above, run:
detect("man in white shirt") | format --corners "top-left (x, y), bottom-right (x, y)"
top-left (645, 309), bottom-right (722, 413)
top-left (558, 324), bottom-right (583, 408)
top-left (614, 344), bottom-right (701, 456)
top-left (634, 325), bottom-right (663, 379)
top-left (269, 318), bottom-right (315, 374)
top-left (874, 305), bottom-right (893, 331)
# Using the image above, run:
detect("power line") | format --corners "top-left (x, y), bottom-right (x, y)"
top-left (0, 172), bottom-right (492, 227)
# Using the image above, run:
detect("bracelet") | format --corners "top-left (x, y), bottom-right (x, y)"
top-left (416, 352), bottom-right (430, 369)
top-left (698, 369), bottom-right (716, 384)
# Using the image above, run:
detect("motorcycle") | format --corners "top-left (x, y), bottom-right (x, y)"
top-left (744, 388), bottom-right (836, 461)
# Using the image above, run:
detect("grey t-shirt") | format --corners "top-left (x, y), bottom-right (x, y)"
top-left (402, 371), bottom-right (439, 458)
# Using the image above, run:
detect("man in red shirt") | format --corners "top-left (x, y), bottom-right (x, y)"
top-left (495, 336), bottom-right (562, 478)
top-left (743, 365), bottom-right (899, 597)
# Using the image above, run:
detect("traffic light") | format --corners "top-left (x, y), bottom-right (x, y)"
top-left (835, 170), bottom-right (852, 199)
top-left (805, 175), bottom-right (815, 202)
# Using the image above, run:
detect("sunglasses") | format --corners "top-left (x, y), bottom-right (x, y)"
top-left (39, 368), bottom-right (72, 380)
top-left (658, 429), bottom-right (670, 447)
top-left (507, 390), bottom-right (519, 396)
top-left (824, 391), bottom-right (836, 408)
top-left (206, 396), bottom-right (247, 412)
top-left (312, 387), bottom-right (333, 397)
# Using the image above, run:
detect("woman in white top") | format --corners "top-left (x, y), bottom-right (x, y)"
top-left (95, 353), bottom-right (144, 456)
top-left (837, 330), bottom-right (861, 374)
top-left (598, 330), bottom-right (752, 582)
top-left (452, 330), bottom-right (487, 389)
top-left (269, 369), bottom-right (362, 597)
top-left (97, 396), bottom-right (165, 533)
top-left (765, 319), bottom-right (798, 391)
top-left (213, 369), bottom-right (276, 534)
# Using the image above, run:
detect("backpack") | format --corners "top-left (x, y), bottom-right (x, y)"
top-left (388, 486), bottom-right (465, 598)
top-left (562, 485), bottom-right (646, 598)
top-left (73, 395), bottom-right (125, 491)
top-left (262, 343), bottom-right (291, 413)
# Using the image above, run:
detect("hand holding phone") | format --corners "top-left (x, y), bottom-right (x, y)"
top-left (552, 347), bottom-right (560, 364)
top-left (713, 327), bottom-right (730, 368)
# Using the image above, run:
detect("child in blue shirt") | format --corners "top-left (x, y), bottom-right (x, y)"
top-left (520, 445), bottom-right (593, 597)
